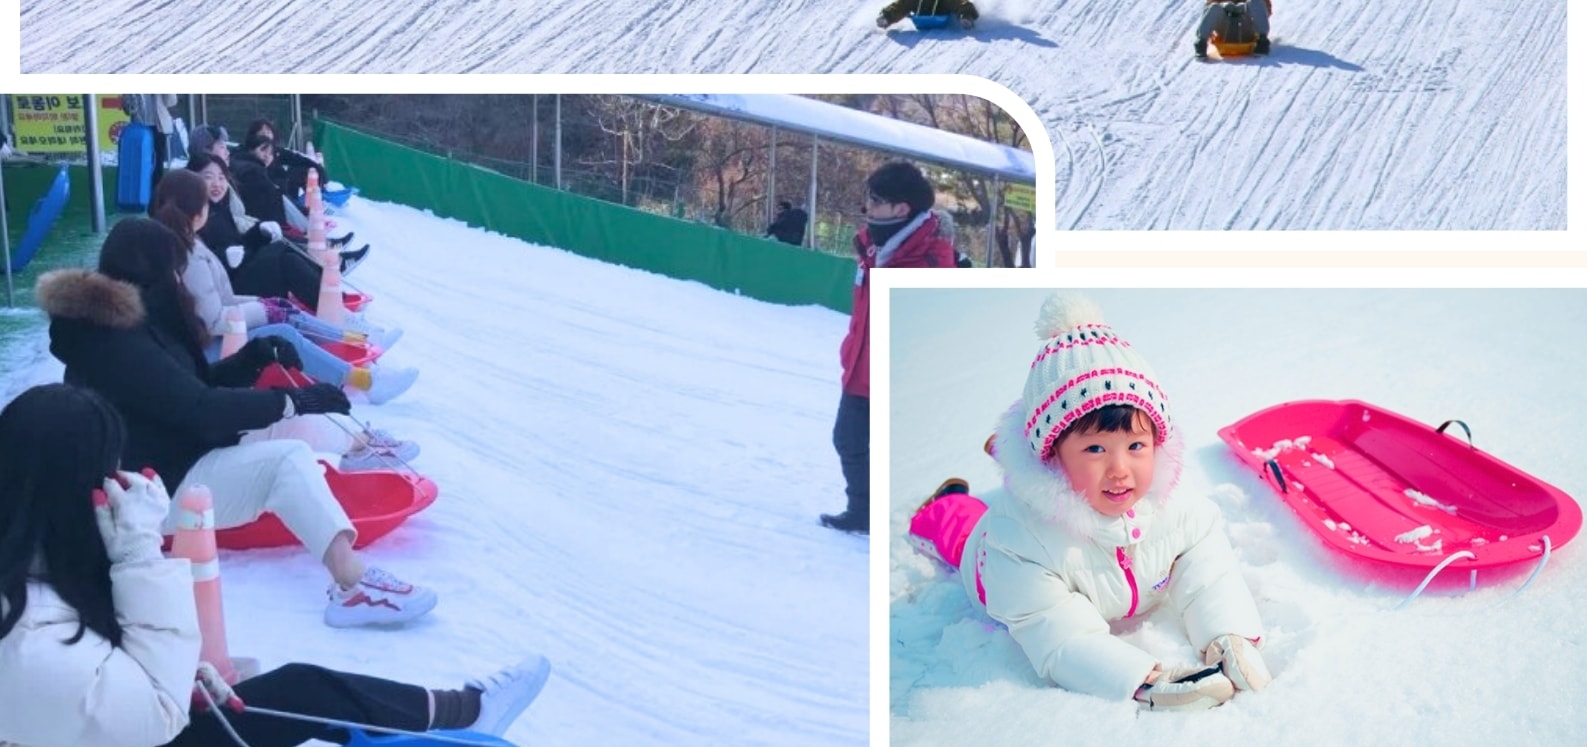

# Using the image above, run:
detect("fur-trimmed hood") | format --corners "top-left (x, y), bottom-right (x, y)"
top-left (35, 269), bottom-right (145, 329)
top-left (990, 399), bottom-right (1185, 545)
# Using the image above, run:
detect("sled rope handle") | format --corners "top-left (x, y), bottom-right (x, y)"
top-left (1435, 419), bottom-right (1473, 448)
top-left (278, 357), bottom-right (420, 475)
top-left (1394, 535), bottom-right (1553, 610)
top-left (197, 683), bottom-right (253, 747)
top-left (244, 706), bottom-right (508, 745)
top-left (1265, 459), bottom-right (1288, 493)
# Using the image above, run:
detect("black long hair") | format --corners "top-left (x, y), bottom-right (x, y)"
top-left (98, 217), bottom-right (209, 348)
top-left (0, 384), bottom-right (128, 647)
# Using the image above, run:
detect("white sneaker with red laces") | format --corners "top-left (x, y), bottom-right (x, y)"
top-left (324, 567), bottom-right (437, 628)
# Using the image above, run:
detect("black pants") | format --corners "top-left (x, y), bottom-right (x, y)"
top-left (152, 130), bottom-right (170, 191)
top-left (164, 663), bottom-right (428, 747)
top-left (832, 393), bottom-right (870, 518)
top-left (232, 240), bottom-right (325, 312)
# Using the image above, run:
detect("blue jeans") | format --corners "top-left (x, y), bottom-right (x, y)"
top-left (206, 323), bottom-right (351, 385)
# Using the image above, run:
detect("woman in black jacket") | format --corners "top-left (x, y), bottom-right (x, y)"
top-left (36, 218), bottom-right (436, 629)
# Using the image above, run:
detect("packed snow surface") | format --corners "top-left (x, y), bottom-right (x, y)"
top-left (17, 0), bottom-right (1565, 229)
top-left (889, 288), bottom-right (1585, 745)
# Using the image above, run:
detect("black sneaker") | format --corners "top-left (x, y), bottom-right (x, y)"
top-left (820, 511), bottom-right (868, 535)
top-left (339, 244), bottom-right (371, 275)
top-left (1193, 38), bottom-right (1208, 58)
top-left (1254, 35), bottom-right (1270, 55)
top-left (329, 232), bottom-right (356, 249)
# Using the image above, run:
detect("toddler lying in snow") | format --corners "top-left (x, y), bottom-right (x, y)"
top-left (908, 292), bottom-right (1272, 710)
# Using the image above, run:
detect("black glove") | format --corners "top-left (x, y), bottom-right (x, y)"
top-left (241, 335), bottom-right (303, 371)
top-left (279, 383), bottom-right (351, 415)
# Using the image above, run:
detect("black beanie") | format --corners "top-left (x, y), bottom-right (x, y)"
top-left (866, 161), bottom-right (936, 217)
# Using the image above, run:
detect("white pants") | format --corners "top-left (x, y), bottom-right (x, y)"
top-left (239, 413), bottom-right (360, 455)
top-left (1199, 1), bottom-right (1269, 39)
top-left (167, 439), bottom-right (356, 561)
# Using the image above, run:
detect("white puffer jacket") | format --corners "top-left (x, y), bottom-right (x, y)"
top-left (182, 239), bottom-right (266, 336)
top-left (960, 404), bottom-right (1264, 701)
top-left (0, 558), bottom-right (200, 747)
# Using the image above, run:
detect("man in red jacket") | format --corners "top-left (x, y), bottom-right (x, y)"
top-left (822, 162), bottom-right (956, 535)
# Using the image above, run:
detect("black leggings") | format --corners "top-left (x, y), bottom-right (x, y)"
top-left (232, 241), bottom-right (325, 312)
top-left (163, 663), bottom-right (428, 747)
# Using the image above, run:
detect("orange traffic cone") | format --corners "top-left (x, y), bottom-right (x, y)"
top-left (315, 248), bottom-right (345, 325)
top-left (219, 306), bottom-right (247, 359)
top-left (305, 170), bottom-right (326, 253)
top-left (168, 484), bottom-right (239, 684)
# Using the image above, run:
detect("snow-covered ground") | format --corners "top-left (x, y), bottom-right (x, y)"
top-left (1, 197), bottom-right (868, 745)
top-left (17, 0), bottom-right (1566, 229)
top-left (886, 288), bottom-right (1586, 745)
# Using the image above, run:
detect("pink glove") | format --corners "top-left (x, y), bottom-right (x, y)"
top-left (262, 297), bottom-right (294, 325)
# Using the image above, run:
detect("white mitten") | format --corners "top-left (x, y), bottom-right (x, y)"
top-left (1204, 634), bottom-right (1272, 691)
top-left (1134, 665), bottom-right (1235, 712)
top-left (92, 470), bottom-right (171, 565)
top-left (259, 221), bottom-right (283, 241)
top-left (192, 661), bottom-right (245, 713)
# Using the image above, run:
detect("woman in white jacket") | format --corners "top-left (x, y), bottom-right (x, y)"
top-left (0, 384), bottom-right (550, 747)
top-left (907, 292), bottom-right (1272, 711)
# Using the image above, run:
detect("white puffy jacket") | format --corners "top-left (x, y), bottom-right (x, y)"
top-left (0, 557), bottom-right (200, 747)
top-left (182, 239), bottom-right (266, 337)
top-left (959, 404), bottom-right (1264, 701)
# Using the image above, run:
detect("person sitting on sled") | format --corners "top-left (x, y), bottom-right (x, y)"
top-left (1194, 0), bottom-right (1272, 58)
top-left (0, 384), bottom-right (550, 747)
top-left (37, 220), bottom-right (437, 629)
top-left (905, 292), bottom-right (1272, 710)
top-left (877, 0), bottom-right (979, 30)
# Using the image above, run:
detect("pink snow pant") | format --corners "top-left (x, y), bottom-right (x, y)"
top-left (1199, 1), bottom-right (1269, 39)
top-left (909, 491), bottom-right (990, 604)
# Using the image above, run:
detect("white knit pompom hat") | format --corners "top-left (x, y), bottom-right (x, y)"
top-left (1021, 292), bottom-right (1172, 459)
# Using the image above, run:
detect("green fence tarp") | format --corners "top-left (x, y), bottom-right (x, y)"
top-left (316, 120), bottom-right (855, 313)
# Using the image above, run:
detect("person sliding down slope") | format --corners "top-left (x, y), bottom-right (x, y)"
top-left (877, 0), bottom-right (979, 30)
top-left (1194, 1), bottom-right (1272, 58)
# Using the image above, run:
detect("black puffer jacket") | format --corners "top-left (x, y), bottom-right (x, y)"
top-left (230, 151), bottom-right (288, 226)
top-left (37, 269), bottom-right (288, 486)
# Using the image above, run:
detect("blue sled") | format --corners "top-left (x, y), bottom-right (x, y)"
top-left (9, 163), bottom-right (71, 273)
top-left (909, 13), bottom-right (954, 30)
top-left (323, 186), bottom-right (360, 208)
top-left (343, 727), bottom-right (516, 746)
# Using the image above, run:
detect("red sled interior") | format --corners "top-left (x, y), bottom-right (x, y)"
top-left (213, 462), bottom-right (438, 550)
top-left (1218, 400), bottom-right (1580, 574)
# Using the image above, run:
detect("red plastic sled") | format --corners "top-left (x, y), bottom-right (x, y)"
top-left (288, 290), bottom-right (371, 315)
top-left (1219, 400), bottom-right (1580, 575)
top-left (212, 461), bottom-right (438, 550)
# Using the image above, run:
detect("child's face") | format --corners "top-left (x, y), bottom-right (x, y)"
top-left (1052, 419), bottom-right (1156, 518)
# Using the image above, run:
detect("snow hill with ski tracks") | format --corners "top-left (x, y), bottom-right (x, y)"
top-left (19, 0), bottom-right (1566, 229)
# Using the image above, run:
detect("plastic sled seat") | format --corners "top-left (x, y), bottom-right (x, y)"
top-left (343, 727), bottom-right (516, 746)
top-left (209, 461), bottom-right (438, 550)
top-left (1212, 37), bottom-right (1258, 56)
top-left (321, 338), bottom-right (381, 367)
top-left (910, 13), bottom-right (953, 30)
top-left (323, 186), bottom-right (360, 208)
top-left (9, 162), bottom-right (71, 273)
top-left (288, 290), bottom-right (373, 315)
top-left (1219, 400), bottom-right (1581, 578)
top-left (253, 362), bottom-right (318, 389)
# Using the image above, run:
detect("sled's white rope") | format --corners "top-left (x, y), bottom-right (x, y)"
top-left (197, 683), bottom-right (253, 747)
top-left (1394, 551), bottom-right (1476, 610)
top-left (243, 706), bottom-right (504, 745)
top-left (278, 361), bottom-right (419, 474)
top-left (1394, 535), bottom-right (1553, 611)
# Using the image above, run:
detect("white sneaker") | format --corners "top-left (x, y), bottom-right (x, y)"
top-left (467, 655), bottom-right (552, 736)
top-left (366, 365), bottom-right (419, 405)
top-left (339, 439), bottom-right (420, 472)
top-left (371, 326), bottom-right (404, 352)
top-left (323, 567), bottom-right (437, 628)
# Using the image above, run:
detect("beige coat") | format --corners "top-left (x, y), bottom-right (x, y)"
top-left (960, 404), bottom-right (1264, 700)
top-left (181, 239), bottom-right (266, 336)
top-left (0, 558), bottom-right (200, 747)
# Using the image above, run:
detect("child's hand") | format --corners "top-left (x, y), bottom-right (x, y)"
top-left (1134, 665), bottom-right (1234, 711)
top-left (1204, 634), bottom-right (1272, 691)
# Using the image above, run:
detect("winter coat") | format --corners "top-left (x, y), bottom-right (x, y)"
top-left (765, 208), bottom-right (809, 245)
top-left (230, 151), bottom-right (288, 226)
top-left (0, 559), bottom-right (201, 747)
top-left (267, 147), bottom-right (327, 201)
top-left (965, 404), bottom-right (1265, 700)
top-left (182, 238), bottom-right (266, 336)
top-left (37, 269), bottom-right (289, 486)
top-left (839, 211), bottom-right (955, 398)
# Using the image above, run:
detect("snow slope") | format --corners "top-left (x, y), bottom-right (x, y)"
top-left (0, 197), bottom-right (868, 745)
top-left (887, 288), bottom-right (1586, 745)
top-left (17, 0), bottom-right (1566, 229)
